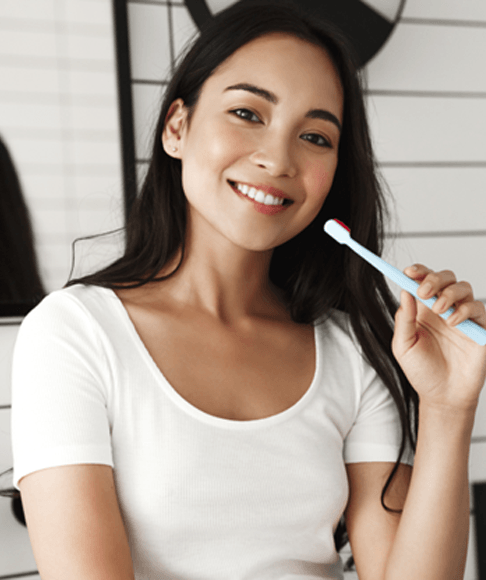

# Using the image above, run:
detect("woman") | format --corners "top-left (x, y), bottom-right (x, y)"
top-left (11, 2), bottom-right (486, 579)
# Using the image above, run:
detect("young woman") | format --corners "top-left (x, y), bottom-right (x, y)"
top-left (11, 2), bottom-right (486, 579)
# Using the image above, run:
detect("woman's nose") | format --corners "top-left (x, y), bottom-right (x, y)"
top-left (249, 132), bottom-right (297, 178)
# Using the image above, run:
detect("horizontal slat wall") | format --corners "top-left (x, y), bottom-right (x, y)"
top-left (366, 22), bottom-right (486, 93)
top-left (0, 408), bottom-right (38, 578)
top-left (381, 166), bottom-right (486, 234)
top-left (0, 3), bottom-right (123, 577)
top-left (0, 0), bottom-right (124, 292)
top-left (0, 324), bottom-right (20, 407)
top-left (367, 95), bottom-right (486, 163)
top-left (383, 236), bottom-right (486, 298)
top-left (402, 0), bottom-right (486, 21)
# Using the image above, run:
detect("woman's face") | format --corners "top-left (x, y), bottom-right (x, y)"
top-left (163, 32), bottom-right (344, 252)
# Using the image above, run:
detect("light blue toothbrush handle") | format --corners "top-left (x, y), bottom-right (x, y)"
top-left (378, 260), bottom-right (486, 346)
top-left (387, 271), bottom-right (486, 346)
top-left (342, 237), bottom-right (486, 346)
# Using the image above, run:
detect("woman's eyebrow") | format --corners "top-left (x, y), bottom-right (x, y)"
top-left (223, 82), bottom-right (342, 132)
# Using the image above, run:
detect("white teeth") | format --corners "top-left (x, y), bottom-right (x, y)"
top-left (234, 182), bottom-right (286, 206)
top-left (254, 190), bottom-right (265, 203)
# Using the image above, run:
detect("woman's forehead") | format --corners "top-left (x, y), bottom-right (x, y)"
top-left (205, 33), bottom-right (343, 113)
top-left (216, 32), bottom-right (335, 75)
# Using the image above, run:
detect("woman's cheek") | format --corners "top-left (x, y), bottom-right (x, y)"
top-left (305, 162), bottom-right (332, 200)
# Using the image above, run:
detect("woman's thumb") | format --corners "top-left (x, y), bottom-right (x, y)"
top-left (392, 290), bottom-right (418, 358)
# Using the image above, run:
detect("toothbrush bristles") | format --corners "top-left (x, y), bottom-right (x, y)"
top-left (334, 219), bottom-right (350, 232)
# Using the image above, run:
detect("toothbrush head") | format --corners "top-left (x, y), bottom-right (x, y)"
top-left (323, 219), bottom-right (351, 244)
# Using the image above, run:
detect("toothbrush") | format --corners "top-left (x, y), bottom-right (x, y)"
top-left (324, 218), bottom-right (486, 346)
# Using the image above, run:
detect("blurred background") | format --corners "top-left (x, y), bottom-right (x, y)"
top-left (0, 0), bottom-right (485, 578)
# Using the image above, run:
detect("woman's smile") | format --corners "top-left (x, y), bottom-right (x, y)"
top-left (228, 180), bottom-right (294, 215)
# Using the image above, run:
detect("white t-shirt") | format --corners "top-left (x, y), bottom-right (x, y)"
top-left (11, 284), bottom-right (413, 580)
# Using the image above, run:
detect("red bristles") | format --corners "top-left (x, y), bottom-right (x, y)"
top-left (333, 219), bottom-right (350, 232)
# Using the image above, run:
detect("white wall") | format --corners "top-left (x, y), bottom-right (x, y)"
top-left (0, 0), bottom-right (123, 293)
top-left (0, 1), bottom-right (123, 577)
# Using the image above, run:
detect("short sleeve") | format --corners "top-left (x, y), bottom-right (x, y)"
top-left (343, 355), bottom-right (414, 466)
top-left (11, 290), bottom-right (114, 490)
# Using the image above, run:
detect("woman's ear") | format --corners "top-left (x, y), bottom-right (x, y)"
top-left (161, 98), bottom-right (188, 158)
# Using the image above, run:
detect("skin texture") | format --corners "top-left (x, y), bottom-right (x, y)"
top-left (19, 33), bottom-right (486, 580)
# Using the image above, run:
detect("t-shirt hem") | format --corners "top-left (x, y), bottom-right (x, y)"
top-left (344, 444), bottom-right (414, 466)
top-left (13, 445), bottom-right (114, 490)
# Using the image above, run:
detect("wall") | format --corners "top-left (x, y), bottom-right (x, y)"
top-left (0, 0), bottom-right (123, 293)
top-left (0, 0), bottom-right (122, 578)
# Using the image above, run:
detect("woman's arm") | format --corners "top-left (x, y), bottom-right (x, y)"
top-left (346, 264), bottom-right (486, 580)
top-left (346, 406), bottom-right (473, 580)
top-left (19, 464), bottom-right (135, 580)
top-left (385, 403), bottom-right (473, 579)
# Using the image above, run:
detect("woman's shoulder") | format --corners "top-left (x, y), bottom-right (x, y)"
top-left (315, 308), bottom-right (358, 346)
top-left (19, 284), bottom-right (118, 337)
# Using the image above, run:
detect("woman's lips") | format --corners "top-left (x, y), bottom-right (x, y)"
top-left (228, 181), bottom-right (292, 215)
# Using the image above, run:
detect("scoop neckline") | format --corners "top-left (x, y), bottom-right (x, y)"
top-left (102, 286), bottom-right (321, 430)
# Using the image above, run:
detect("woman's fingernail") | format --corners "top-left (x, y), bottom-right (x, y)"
top-left (435, 297), bottom-right (446, 312)
top-left (447, 313), bottom-right (458, 325)
top-left (421, 283), bottom-right (432, 296)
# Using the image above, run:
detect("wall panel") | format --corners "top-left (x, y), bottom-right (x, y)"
top-left (473, 389), bottom-right (486, 439)
top-left (0, 0), bottom-right (123, 293)
top-left (0, 409), bottom-right (38, 578)
top-left (383, 235), bottom-right (486, 299)
top-left (128, 2), bottom-right (171, 81)
top-left (470, 442), bottom-right (486, 483)
top-left (402, 0), bottom-right (486, 21)
top-left (133, 82), bottom-right (165, 160)
top-left (172, 3), bottom-right (198, 61)
top-left (0, 324), bottom-right (20, 407)
top-left (367, 95), bottom-right (486, 163)
top-left (381, 166), bottom-right (486, 234)
top-left (367, 23), bottom-right (486, 93)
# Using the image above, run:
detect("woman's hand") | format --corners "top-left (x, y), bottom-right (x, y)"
top-left (392, 263), bottom-right (486, 411)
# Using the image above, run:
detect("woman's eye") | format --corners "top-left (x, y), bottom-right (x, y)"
top-left (301, 133), bottom-right (332, 148)
top-left (230, 108), bottom-right (261, 123)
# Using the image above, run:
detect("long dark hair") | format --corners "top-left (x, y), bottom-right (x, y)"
top-left (69, 0), bottom-right (418, 555)
top-left (0, 135), bottom-right (45, 304)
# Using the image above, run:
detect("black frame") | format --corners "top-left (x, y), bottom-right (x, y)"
top-left (112, 0), bottom-right (137, 220)
top-left (474, 482), bottom-right (486, 580)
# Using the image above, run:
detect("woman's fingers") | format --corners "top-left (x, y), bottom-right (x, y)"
top-left (432, 281), bottom-right (473, 315)
top-left (446, 300), bottom-right (486, 328)
top-left (403, 263), bottom-right (486, 329)
top-left (403, 263), bottom-right (433, 282)
top-left (406, 266), bottom-right (457, 298)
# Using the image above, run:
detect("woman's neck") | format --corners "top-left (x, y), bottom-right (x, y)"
top-left (153, 229), bottom-right (288, 325)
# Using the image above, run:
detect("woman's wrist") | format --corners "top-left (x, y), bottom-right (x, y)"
top-left (418, 395), bottom-right (479, 421)
top-left (416, 399), bottom-right (476, 452)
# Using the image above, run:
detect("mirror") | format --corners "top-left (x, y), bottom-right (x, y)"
top-left (0, 0), bottom-right (125, 317)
